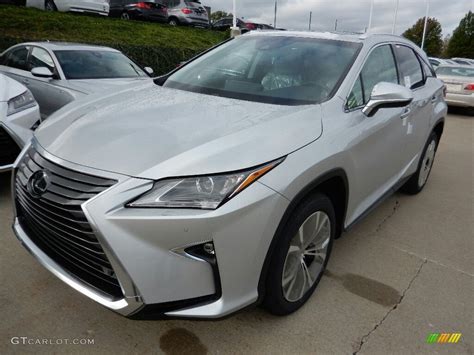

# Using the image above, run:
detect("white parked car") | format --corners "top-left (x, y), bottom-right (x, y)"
top-left (0, 74), bottom-right (40, 172)
top-left (0, 42), bottom-right (154, 118)
top-left (436, 65), bottom-right (474, 110)
top-left (26, 0), bottom-right (110, 16)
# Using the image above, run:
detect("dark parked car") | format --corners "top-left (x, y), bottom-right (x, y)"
top-left (212, 16), bottom-right (256, 32)
top-left (109, 0), bottom-right (168, 22)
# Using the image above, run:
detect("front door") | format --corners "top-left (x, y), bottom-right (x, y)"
top-left (345, 44), bottom-right (412, 222)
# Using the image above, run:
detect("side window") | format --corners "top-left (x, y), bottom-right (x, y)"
top-left (394, 45), bottom-right (424, 89)
top-left (169, 0), bottom-right (179, 7)
top-left (347, 44), bottom-right (398, 109)
top-left (420, 57), bottom-right (435, 78)
top-left (347, 75), bottom-right (364, 109)
top-left (29, 47), bottom-right (55, 72)
top-left (360, 45), bottom-right (398, 102)
top-left (4, 46), bottom-right (29, 71)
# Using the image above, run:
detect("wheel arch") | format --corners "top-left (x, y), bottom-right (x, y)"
top-left (168, 16), bottom-right (179, 24)
top-left (257, 168), bottom-right (349, 303)
top-left (432, 118), bottom-right (445, 143)
top-left (44, 0), bottom-right (56, 10)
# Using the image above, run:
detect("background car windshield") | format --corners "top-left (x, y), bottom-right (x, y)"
top-left (54, 50), bottom-right (147, 79)
top-left (164, 36), bottom-right (361, 105)
top-left (436, 66), bottom-right (474, 77)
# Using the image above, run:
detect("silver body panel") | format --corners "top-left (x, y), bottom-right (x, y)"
top-left (12, 32), bottom-right (448, 318)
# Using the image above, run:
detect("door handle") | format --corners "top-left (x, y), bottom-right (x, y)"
top-left (400, 107), bottom-right (411, 119)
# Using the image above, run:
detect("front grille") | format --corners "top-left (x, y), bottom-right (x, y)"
top-left (15, 147), bottom-right (122, 298)
top-left (0, 127), bottom-right (21, 166)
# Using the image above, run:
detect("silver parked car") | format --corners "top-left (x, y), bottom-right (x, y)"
top-left (436, 65), bottom-right (474, 109)
top-left (0, 74), bottom-right (40, 172)
top-left (11, 32), bottom-right (447, 319)
top-left (163, 0), bottom-right (209, 27)
top-left (0, 42), bottom-right (154, 118)
top-left (27, 0), bottom-right (110, 16)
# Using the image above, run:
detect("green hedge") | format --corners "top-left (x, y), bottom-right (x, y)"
top-left (0, 5), bottom-right (227, 74)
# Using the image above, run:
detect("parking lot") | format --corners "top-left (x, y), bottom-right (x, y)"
top-left (0, 109), bottom-right (472, 354)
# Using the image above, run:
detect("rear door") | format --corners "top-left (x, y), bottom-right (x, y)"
top-left (393, 44), bottom-right (436, 171)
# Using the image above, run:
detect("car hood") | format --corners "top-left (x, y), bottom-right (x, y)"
top-left (0, 74), bottom-right (27, 102)
top-left (64, 77), bottom-right (153, 94)
top-left (35, 86), bottom-right (323, 179)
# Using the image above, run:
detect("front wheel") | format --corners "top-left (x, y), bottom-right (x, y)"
top-left (401, 131), bottom-right (439, 194)
top-left (262, 193), bottom-right (335, 315)
top-left (121, 12), bottom-right (131, 20)
top-left (45, 0), bottom-right (56, 11)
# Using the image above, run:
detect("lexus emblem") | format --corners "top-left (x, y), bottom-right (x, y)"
top-left (27, 170), bottom-right (51, 198)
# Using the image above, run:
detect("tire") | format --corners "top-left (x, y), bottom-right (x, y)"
top-left (45, 0), bottom-right (56, 11)
top-left (121, 12), bottom-right (130, 20)
top-left (168, 17), bottom-right (179, 26)
top-left (401, 131), bottom-right (439, 195)
top-left (262, 193), bottom-right (336, 316)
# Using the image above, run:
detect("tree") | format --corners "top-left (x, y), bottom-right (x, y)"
top-left (402, 17), bottom-right (443, 57)
top-left (447, 11), bottom-right (473, 59)
top-left (210, 11), bottom-right (231, 23)
top-left (441, 35), bottom-right (451, 58)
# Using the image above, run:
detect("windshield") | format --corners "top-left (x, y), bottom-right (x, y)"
top-left (54, 50), bottom-right (147, 79)
top-left (163, 36), bottom-right (361, 105)
top-left (436, 66), bottom-right (474, 78)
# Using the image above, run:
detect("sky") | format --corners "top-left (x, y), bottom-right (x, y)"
top-left (204, 0), bottom-right (473, 36)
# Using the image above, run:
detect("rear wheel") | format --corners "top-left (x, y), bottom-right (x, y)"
top-left (401, 131), bottom-right (439, 194)
top-left (45, 0), bottom-right (56, 11)
top-left (263, 193), bottom-right (335, 315)
top-left (168, 17), bottom-right (179, 26)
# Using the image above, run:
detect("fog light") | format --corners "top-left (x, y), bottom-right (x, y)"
top-left (203, 242), bottom-right (215, 255)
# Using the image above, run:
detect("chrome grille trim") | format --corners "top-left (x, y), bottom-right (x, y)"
top-left (15, 146), bottom-right (123, 298)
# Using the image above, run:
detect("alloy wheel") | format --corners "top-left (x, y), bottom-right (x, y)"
top-left (418, 139), bottom-right (436, 188)
top-left (282, 211), bottom-right (331, 302)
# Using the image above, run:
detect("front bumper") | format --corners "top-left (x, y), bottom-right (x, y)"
top-left (12, 142), bottom-right (289, 318)
top-left (445, 92), bottom-right (474, 108)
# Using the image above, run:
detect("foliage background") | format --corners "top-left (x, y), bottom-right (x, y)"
top-left (0, 6), bottom-right (227, 74)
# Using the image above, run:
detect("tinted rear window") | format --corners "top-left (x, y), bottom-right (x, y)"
top-left (436, 66), bottom-right (474, 77)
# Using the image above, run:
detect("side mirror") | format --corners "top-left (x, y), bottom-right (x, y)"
top-left (31, 67), bottom-right (54, 78)
top-left (144, 67), bottom-right (154, 76)
top-left (362, 82), bottom-right (413, 117)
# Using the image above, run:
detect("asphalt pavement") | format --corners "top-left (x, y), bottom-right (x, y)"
top-left (0, 110), bottom-right (472, 354)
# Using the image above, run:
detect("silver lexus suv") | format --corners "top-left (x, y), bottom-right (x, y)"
top-left (11, 32), bottom-right (447, 319)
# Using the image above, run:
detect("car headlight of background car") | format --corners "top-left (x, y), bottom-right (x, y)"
top-left (7, 90), bottom-right (37, 116)
top-left (127, 158), bottom-right (284, 209)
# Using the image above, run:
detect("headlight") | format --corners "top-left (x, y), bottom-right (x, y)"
top-left (127, 158), bottom-right (284, 209)
top-left (7, 90), bottom-right (37, 116)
